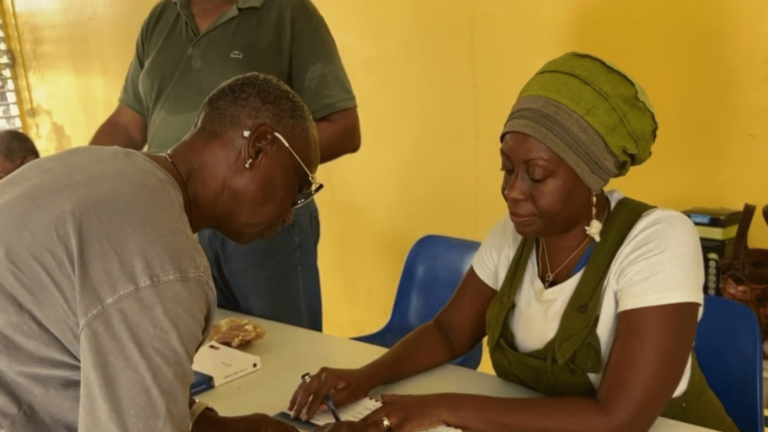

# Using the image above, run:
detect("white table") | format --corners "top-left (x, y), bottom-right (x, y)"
top-left (199, 310), bottom-right (716, 432)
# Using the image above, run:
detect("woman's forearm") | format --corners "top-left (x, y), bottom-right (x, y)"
top-left (361, 321), bottom-right (467, 387)
top-left (439, 393), bottom-right (648, 432)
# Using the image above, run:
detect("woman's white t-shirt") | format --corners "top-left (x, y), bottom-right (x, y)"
top-left (472, 190), bottom-right (704, 396)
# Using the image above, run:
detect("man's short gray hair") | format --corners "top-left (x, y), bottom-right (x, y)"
top-left (0, 130), bottom-right (39, 163)
top-left (194, 72), bottom-right (314, 141)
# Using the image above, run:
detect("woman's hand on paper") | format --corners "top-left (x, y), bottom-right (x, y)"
top-left (360, 394), bottom-right (447, 432)
top-left (289, 368), bottom-right (376, 421)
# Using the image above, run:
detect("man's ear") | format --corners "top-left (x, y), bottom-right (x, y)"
top-left (244, 124), bottom-right (276, 166)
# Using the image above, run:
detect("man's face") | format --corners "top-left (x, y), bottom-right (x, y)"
top-left (218, 155), bottom-right (300, 244)
top-left (213, 130), bottom-right (316, 245)
top-left (0, 155), bottom-right (24, 181)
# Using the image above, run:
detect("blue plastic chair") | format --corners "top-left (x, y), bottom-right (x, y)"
top-left (694, 295), bottom-right (763, 432)
top-left (354, 235), bottom-right (483, 369)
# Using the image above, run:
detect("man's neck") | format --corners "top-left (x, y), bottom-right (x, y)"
top-left (162, 133), bottom-right (234, 235)
top-left (189, 0), bottom-right (237, 33)
top-left (143, 151), bottom-right (208, 234)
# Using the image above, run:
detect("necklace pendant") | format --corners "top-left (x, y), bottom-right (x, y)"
top-left (545, 273), bottom-right (554, 285)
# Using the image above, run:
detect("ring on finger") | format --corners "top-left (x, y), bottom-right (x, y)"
top-left (381, 416), bottom-right (393, 431)
top-left (301, 372), bottom-right (311, 383)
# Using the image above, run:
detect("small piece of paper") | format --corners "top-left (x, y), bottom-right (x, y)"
top-left (302, 398), bottom-right (461, 432)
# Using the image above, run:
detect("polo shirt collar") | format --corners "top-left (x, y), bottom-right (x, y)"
top-left (236, 0), bottom-right (266, 8)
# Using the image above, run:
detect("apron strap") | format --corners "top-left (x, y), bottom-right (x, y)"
top-left (554, 198), bottom-right (654, 365)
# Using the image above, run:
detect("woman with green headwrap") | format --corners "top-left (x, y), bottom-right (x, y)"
top-left (289, 53), bottom-right (738, 432)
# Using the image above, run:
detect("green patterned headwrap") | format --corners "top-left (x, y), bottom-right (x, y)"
top-left (501, 52), bottom-right (658, 192)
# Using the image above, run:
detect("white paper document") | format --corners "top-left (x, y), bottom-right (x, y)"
top-left (308, 398), bottom-right (461, 432)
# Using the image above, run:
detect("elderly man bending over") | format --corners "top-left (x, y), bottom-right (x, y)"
top-left (0, 73), bottom-right (321, 432)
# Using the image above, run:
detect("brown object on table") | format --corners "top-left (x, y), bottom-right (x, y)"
top-left (207, 318), bottom-right (266, 348)
top-left (720, 203), bottom-right (768, 358)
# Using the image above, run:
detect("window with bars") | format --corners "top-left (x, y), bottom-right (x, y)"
top-left (0, 20), bottom-right (22, 131)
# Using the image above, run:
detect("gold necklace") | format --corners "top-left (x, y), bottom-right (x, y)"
top-left (539, 236), bottom-right (591, 288)
top-left (538, 206), bottom-right (608, 288)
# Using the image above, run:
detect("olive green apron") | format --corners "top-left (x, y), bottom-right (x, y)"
top-left (486, 198), bottom-right (738, 432)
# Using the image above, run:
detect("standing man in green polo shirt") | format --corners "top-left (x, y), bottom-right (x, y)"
top-left (90, 0), bottom-right (360, 331)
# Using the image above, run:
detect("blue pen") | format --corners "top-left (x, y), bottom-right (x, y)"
top-left (324, 394), bottom-right (342, 422)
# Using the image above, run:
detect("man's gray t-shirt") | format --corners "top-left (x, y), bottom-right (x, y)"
top-left (0, 146), bottom-right (216, 432)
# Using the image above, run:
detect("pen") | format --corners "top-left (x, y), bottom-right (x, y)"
top-left (300, 372), bottom-right (341, 422)
top-left (324, 394), bottom-right (342, 422)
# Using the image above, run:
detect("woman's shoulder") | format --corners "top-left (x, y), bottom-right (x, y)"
top-left (472, 216), bottom-right (524, 290)
top-left (607, 192), bottom-right (704, 310)
top-left (613, 192), bottom-right (699, 246)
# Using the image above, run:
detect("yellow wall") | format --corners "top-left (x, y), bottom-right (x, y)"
top-left (6, 0), bottom-right (768, 374)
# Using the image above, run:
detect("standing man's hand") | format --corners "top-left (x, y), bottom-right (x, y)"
top-left (315, 108), bottom-right (360, 163)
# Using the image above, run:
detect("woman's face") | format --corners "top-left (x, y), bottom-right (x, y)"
top-left (500, 132), bottom-right (593, 238)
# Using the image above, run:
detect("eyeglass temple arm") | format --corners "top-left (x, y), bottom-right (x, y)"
top-left (243, 130), bottom-right (317, 183)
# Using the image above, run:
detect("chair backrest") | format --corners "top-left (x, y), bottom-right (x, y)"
top-left (694, 295), bottom-right (763, 432)
top-left (388, 235), bottom-right (480, 332)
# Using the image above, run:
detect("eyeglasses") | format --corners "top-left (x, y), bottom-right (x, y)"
top-left (242, 130), bottom-right (323, 209)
